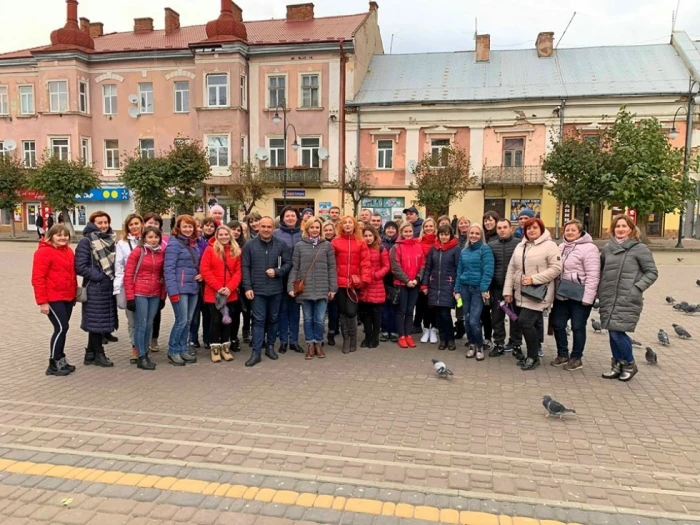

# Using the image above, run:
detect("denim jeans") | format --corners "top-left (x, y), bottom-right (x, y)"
top-left (609, 330), bottom-right (635, 362)
top-left (551, 299), bottom-right (593, 359)
top-left (189, 294), bottom-right (211, 345)
top-left (135, 296), bottom-right (160, 358)
top-left (278, 293), bottom-right (300, 345)
top-left (252, 294), bottom-right (282, 355)
top-left (125, 309), bottom-right (136, 346)
top-left (301, 299), bottom-right (327, 343)
top-left (169, 293), bottom-right (198, 355)
top-left (461, 285), bottom-right (484, 347)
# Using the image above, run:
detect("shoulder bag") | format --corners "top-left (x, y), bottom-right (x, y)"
top-left (519, 246), bottom-right (548, 302)
top-left (294, 244), bottom-right (323, 296)
top-left (555, 246), bottom-right (585, 302)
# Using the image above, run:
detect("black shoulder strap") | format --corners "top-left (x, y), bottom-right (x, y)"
top-left (176, 237), bottom-right (199, 268)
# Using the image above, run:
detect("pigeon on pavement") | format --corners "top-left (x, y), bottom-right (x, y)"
top-left (645, 347), bottom-right (658, 365)
top-left (591, 319), bottom-right (602, 333)
top-left (666, 296), bottom-right (675, 304)
top-left (683, 304), bottom-right (699, 315)
top-left (542, 395), bottom-right (576, 418)
top-left (672, 324), bottom-right (692, 339)
top-left (432, 359), bottom-right (453, 378)
top-left (630, 338), bottom-right (642, 346)
top-left (696, 279), bottom-right (700, 287)
top-left (678, 258), bottom-right (685, 262)
top-left (658, 329), bottom-right (670, 345)
top-left (592, 299), bottom-right (600, 310)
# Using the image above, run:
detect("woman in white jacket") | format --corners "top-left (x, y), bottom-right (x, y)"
top-left (113, 213), bottom-right (144, 363)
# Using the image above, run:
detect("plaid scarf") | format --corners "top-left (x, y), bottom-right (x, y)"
top-left (89, 231), bottom-right (116, 280)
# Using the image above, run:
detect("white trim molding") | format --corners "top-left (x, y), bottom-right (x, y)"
top-left (493, 127), bottom-right (535, 142)
top-left (94, 72), bottom-right (125, 84)
top-left (369, 126), bottom-right (401, 144)
top-left (165, 68), bottom-right (196, 81)
top-left (424, 125), bottom-right (456, 143)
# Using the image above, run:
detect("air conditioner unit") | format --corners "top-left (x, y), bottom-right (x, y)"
top-left (208, 185), bottom-right (221, 194)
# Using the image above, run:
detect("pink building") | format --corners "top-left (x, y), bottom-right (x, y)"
top-left (0, 0), bottom-right (383, 232)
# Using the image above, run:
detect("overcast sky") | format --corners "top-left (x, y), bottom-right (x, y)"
top-left (1, 0), bottom-right (699, 55)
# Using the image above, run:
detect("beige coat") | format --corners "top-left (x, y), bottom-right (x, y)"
top-left (503, 230), bottom-right (562, 312)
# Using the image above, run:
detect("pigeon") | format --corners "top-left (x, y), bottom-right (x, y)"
top-left (592, 298), bottom-right (600, 310)
top-left (591, 319), bottom-right (602, 333)
top-left (630, 338), bottom-right (642, 347)
top-left (645, 347), bottom-right (658, 365)
top-left (666, 296), bottom-right (675, 304)
top-left (657, 329), bottom-right (670, 345)
top-left (672, 324), bottom-right (692, 339)
top-left (542, 395), bottom-right (576, 418)
top-left (673, 303), bottom-right (685, 311)
top-left (696, 279), bottom-right (700, 287)
top-left (682, 304), bottom-right (699, 315)
top-left (678, 258), bottom-right (684, 262)
top-left (432, 359), bottom-right (453, 378)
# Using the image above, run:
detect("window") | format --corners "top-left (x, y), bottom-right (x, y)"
top-left (377, 140), bottom-right (393, 169)
top-left (207, 135), bottom-right (229, 167)
top-left (50, 138), bottom-right (70, 160)
top-left (48, 81), bottom-right (68, 113)
top-left (301, 74), bottom-right (319, 108)
top-left (174, 81), bottom-right (190, 112)
top-left (0, 86), bottom-right (7, 114)
top-left (81, 138), bottom-right (91, 166)
top-left (79, 81), bottom-right (88, 113)
top-left (503, 137), bottom-right (524, 168)
top-left (207, 74), bottom-right (228, 107)
top-left (102, 84), bottom-right (117, 115)
top-left (269, 138), bottom-right (285, 168)
top-left (301, 137), bottom-right (320, 168)
top-left (140, 138), bottom-right (155, 159)
top-left (22, 141), bottom-right (36, 168)
top-left (139, 82), bottom-right (153, 114)
top-left (241, 136), bottom-right (247, 162)
top-left (268, 75), bottom-right (286, 108)
top-left (0, 142), bottom-right (5, 159)
top-left (104, 139), bottom-right (120, 169)
top-left (19, 86), bottom-right (34, 115)
top-left (430, 139), bottom-right (450, 166)
top-left (240, 75), bottom-right (247, 108)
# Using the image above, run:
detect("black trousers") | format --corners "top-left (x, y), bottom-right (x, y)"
top-left (413, 293), bottom-right (434, 328)
top-left (208, 303), bottom-right (232, 344)
top-left (152, 310), bottom-right (161, 339)
top-left (481, 303), bottom-right (492, 340)
top-left (518, 307), bottom-right (543, 360)
top-left (230, 300), bottom-right (243, 341)
top-left (86, 332), bottom-right (104, 354)
top-left (510, 305), bottom-right (540, 346)
top-left (396, 287), bottom-right (420, 336)
top-left (359, 303), bottom-right (381, 342)
top-left (435, 306), bottom-right (454, 343)
top-left (48, 301), bottom-right (73, 361)
top-left (336, 288), bottom-right (359, 319)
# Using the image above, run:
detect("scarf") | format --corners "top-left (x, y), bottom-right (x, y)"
top-left (309, 236), bottom-right (320, 246)
top-left (90, 231), bottom-right (116, 279)
top-left (614, 236), bottom-right (629, 245)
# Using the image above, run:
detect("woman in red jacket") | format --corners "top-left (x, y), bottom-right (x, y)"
top-left (332, 216), bottom-right (372, 354)
top-left (124, 226), bottom-right (165, 370)
top-left (31, 224), bottom-right (78, 376)
top-left (200, 225), bottom-right (242, 363)
top-left (390, 222), bottom-right (426, 348)
top-left (359, 225), bottom-right (390, 348)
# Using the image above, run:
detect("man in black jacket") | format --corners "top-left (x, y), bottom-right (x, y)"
top-left (488, 219), bottom-right (521, 356)
top-left (242, 217), bottom-right (292, 367)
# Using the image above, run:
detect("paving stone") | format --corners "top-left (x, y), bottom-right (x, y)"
top-left (35, 477), bottom-right (66, 491)
top-left (284, 505), bottom-right (307, 521)
top-left (318, 483), bottom-right (340, 495)
top-left (303, 507), bottom-right (343, 524)
top-left (190, 509), bottom-right (220, 525)
top-left (2, 474), bottom-right (31, 486)
top-left (512, 502), bottom-right (536, 518)
top-left (146, 465), bottom-right (183, 477)
top-left (372, 517), bottom-right (400, 525)
top-left (241, 500), bottom-right (265, 514)
top-left (133, 489), bottom-right (161, 503)
top-left (260, 503), bottom-right (288, 518)
top-left (399, 492), bottom-right (425, 505)
top-left (262, 477), bottom-right (298, 490)
top-left (100, 485), bottom-right (139, 499)
top-left (189, 468), bottom-right (224, 482)
top-left (377, 489), bottom-right (401, 503)
top-left (57, 479), bottom-right (83, 493)
top-left (295, 482), bottom-right (321, 494)
top-left (167, 492), bottom-right (206, 507)
top-left (3, 450), bottom-right (37, 461)
top-left (200, 496), bottom-right (225, 510)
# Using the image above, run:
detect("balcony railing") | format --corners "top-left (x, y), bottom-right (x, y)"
top-left (482, 166), bottom-right (546, 185)
top-left (262, 167), bottom-right (322, 186)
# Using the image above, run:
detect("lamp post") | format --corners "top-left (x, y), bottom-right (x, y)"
top-left (272, 101), bottom-right (299, 207)
top-left (669, 78), bottom-right (698, 249)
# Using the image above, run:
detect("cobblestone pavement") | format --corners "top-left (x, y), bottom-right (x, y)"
top-left (2, 242), bottom-right (700, 525)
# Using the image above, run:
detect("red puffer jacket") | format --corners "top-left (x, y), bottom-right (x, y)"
top-left (360, 245), bottom-right (390, 303)
top-left (391, 238), bottom-right (426, 287)
top-left (200, 244), bottom-right (242, 304)
top-left (31, 239), bottom-right (77, 304)
top-left (124, 245), bottom-right (166, 300)
top-left (332, 233), bottom-right (372, 289)
top-left (419, 233), bottom-right (436, 257)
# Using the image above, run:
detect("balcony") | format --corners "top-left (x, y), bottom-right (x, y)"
top-left (262, 167), bottom-right (322, 187)
top-left (482, 165), bottom-right (546, 186)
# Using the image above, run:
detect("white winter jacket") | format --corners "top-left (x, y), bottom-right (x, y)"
top-left (113, 236), bottom-right (140, 295)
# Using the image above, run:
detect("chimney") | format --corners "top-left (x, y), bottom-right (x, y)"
top-left (134, 17), bottom-right (154, 33)
top-left (369, 1), bottom-right (378, 11)
top-left (79, 17), bottom-right (90, 33)
top-left (89, 22), bottom-right (103, 38)
top-left (231, 1), bottom-right (243, 22)
top-left (475, 34), bottom-right (490, 62)
top-left (536, 31), bottom-right (554, 58)
top-left (165, 7), bottom-right (180, 34)
top-left (286, 3), bottom-right (314, 21)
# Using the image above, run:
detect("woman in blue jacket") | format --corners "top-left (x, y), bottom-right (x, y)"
top-left (454, 224), bottom-right (494, 361)
top-left (164, 215), bottom-right (202, 366)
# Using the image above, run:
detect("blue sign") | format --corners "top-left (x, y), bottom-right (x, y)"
top-left (76, 188), bottom-right (130, 202)
top-left (283, 190), bottom-right (306, 197)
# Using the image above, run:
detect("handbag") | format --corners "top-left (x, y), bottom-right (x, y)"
top-left (76, 283), bottom-right (88, 303)
top-left (386, 286), bottom-right (401, 306)
top-left (519, 246), bottom-right (547, 302)
top-left (556, 247), bottom-right (585, 301)
top-left (294, 245), bottom-right (323, 296)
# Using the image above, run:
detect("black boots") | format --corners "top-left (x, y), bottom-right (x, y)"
top-left (46, 359), bottom-right (71, 376)
top-left (454, 320), bottom-right (466, 340)
top-left (137, 355), bottom-right (156, 370)
top-left (85, 346), bottom-right (113, 367)
top-left (245, 352), bottom-right (262, 367)
top-left (265, 345), bottom-right (279, 360)
top-left (289, 343), bottom-right (303, 353)
top-left (231, 338), bottom-right (241, 352)
top-left (340, 317), bottom-right (351, 354)
top-left (327, 332), bottom-right (336, 346)
top-left (278, 343), bottom-right (288, 354)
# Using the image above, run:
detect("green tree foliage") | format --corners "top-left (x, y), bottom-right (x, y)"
top-left (120, 153), bottom-right (171, 215)
top-left (29, 154), bottom-right (101, 236)
top-left (0, 152), bottom-right (28, 237)
top-left (167, 140), bottom-right (211, 215)
top-left (225, 162), bottom-right (272, 215)
top-left (343, 165), bottom-right (373, 216)
top-left (409, 146), bottom-right (474, 217)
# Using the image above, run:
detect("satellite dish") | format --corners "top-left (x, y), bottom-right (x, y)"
top-left (407, 160), bottom-right (417, 172)
top-left (128, 106), bottom-right (140, 119)
top-left (255, 147), bottom-right (269, 161)
top-left (3, 138), bottom-right (17, 151)
top-left (128, 94), bottom-right (139, 104)
top-left (317, 146), bottom-right (329, 160)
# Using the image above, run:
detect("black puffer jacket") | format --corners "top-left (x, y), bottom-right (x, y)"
top-left (488, 235), bottom-right (519, 289)
top-left (381, 235), bottom-right (398, 289)
top-left (242, 235), bottom-right (291, 296)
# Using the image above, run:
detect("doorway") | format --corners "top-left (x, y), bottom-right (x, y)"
top-left (484, 199), bottom-right (506, 221)
top-left (574, 204), bottom-right (602, 238)
top-left (26, 202), bottom-right (40, 231)
top-left (274, 199), bottom-right (315, 220)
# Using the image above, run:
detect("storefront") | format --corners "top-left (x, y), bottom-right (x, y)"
top-left (18, 190), bottom-right (50, 233)
top-left (73, 187), bottom-right (132, 231)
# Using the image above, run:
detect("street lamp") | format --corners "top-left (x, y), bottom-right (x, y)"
top-left (272, 101), bottom-right (299, 206)
top-left (670, 78), bottom-right (698, 248)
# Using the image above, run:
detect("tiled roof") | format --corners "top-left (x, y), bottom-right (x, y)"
top-left (0, 12), bottom-right (368, 60)
top-left (353, 44), bottom-right (693, 104)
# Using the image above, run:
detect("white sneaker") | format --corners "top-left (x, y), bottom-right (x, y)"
top-left (429, 327), bottom-right (438, 344)
top-left (420, 328), bottom-right (430, 343)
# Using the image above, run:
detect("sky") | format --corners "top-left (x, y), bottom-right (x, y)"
top-left (0, 0), bottom-right (699, 55)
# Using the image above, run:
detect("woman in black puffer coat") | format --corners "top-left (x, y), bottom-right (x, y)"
top-left (75, 211), bottom-right (118, 367)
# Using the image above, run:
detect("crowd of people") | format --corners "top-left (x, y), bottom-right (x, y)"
top-left (31, 203), bottom-right (657, 382)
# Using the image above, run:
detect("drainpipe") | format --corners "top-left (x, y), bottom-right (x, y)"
top-left (554, 98), bottom-right (566, 240)
top-left (339, 41), bottom-right (347, 213)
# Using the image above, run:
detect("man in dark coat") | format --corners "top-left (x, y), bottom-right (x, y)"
top-left (403, 206), bottom-right (424, 238)
top-left (242, 216), bottom-right (292, 367)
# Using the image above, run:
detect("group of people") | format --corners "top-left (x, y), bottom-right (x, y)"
top-left (31, 202), bottom-right (657, 381)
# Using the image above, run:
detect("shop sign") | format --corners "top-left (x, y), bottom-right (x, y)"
top-left (19, 190), bottom-right (45, 200)
top-left (76, 188), bottom-right (130, 202)
top-left (283, 190), bottom-right (306, 197)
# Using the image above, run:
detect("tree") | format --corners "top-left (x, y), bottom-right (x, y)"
top-left (120, 153), bottom-right (171, 215)
top-left (0, 153), bottom-right (28, 238)
top-left (343, 165), bottom-right (373, 216)
top-left (225, 162), bottom-right (272, 216)
top-left (409, 145), bottom-right (474, 217)
top-left (29, 154), bottom-right (101, 236)
top-left (166, 140), bottom-right (211, 215)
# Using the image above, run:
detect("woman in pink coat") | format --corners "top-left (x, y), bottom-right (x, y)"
top-left (549, 219), bottom-right (601, 371)
top-left (359, 225), bottom-right (390, 348)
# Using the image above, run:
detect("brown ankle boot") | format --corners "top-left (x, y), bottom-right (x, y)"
top-left (221, 342), bottom-right (233, 362)
top-left (315, 342), bottom-right (325, 358)
top-left (210, 344), bottom-right (222, 363)
top-left (305, 343), bottom-right (315, 360)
